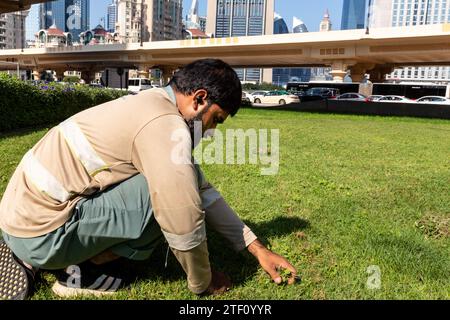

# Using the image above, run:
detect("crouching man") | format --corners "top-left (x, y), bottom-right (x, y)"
top-left (0, 59), bottom-right (297, 299)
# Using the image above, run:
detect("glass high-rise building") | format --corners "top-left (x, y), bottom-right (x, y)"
top-left (40, 0), bottom-right (89, 42)
top-left (293, 16), bottom-right (308, 33)
top-left (341, 0), bottom-right (367, 30)
top-left (274, 12), bottom-right (288, 34)
top-left (273, 13), bottom-right (289, 86)
top-left (107, 0), bottom-right (117, 32)
top-left (206, 0), bottom-right (274, 83)
top-left (26, 5), bottom-right (40, 41)
top-left (272, 14), bottom-right (311, 86)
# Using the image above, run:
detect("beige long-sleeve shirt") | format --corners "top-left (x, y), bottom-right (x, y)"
top-left (0, 87), bottom-right (256, 294)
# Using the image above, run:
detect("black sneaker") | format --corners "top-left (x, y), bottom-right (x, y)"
top-left (51, 261), bottom-right (124, 298)
top-left (0, 240), bottom-right (36, 300)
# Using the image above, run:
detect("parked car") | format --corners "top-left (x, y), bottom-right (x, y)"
top-left (249, 90), bottom-right (269, 103)
top-left (242, 90), bottom-right (252, 102)
top-left (295, 87), bottom-right (340, 102)
top-left (288, 90), bottom-right (307, 97)
top-left (378, 95), bottom-right (412, 102)
top-left (253, 91), bottom-right (300, 105)
top-left (415, 96), bottom-right (450, 104)
top-left (128, 78), bottom-right (155, 93)
top-left (334, 93), bottom-right (368, 101)
top-left (367, 95), bottom-right (385, 101)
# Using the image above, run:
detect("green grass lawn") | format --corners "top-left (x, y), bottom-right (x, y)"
top-left (1, 108), bottom-right (449, 300)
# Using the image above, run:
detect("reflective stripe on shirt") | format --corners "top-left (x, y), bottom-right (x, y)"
top-left (23, 150), bottom-right (71, 203)
top-left (161, 222), bottom-right (206, 251)
top-left (59, 118), bottom-right (108, 176)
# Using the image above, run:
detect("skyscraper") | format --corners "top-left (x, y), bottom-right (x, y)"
top-left (369, 0), bottom-right (449, 28)
top-left (293, 17), bottom-right (308, 33)
top-left (185, 0), bottom-right (206, 32)
top-left (0, 11), bottom-right (28, 50)
top-left (319, 9), bottom-right (332, 31)
top-left (273, 13), bottom-right (289, 86)
top-left (273, 12), bottom-right (288, 34)
top-left (273, 14), bottom-right (312, 86)
top-left (341, 0), bottom-right (367, 30)
top-left (290, 17), bottom-right (312, 83)
top-left (116, 0), bottom-right (182, 43)
top-left (206, 0), bottom-right (274, 83)
top-left (370, 0), bottom-right (450, 83)
top-left (188, 0), bottom-right (199, 23)
top-left (40, 0), bottom-right (90, 42)
top-left (26, 5), bottom-right (40, 42)
top-left (107, 0), bottom-right (117, 32)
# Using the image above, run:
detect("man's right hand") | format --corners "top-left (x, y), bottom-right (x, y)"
top-left (202, 270), bottom-right (232, 296)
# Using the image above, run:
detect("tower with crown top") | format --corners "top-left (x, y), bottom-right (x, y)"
top-left (319, 9), bottom-right (332, 31)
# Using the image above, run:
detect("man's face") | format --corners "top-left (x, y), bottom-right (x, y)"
top-left (199, 103), bottom-right (229, 134)
top-left (186, 102), bottom-right (229, 147)
top-left (177, 89), bottom-right (230, 141)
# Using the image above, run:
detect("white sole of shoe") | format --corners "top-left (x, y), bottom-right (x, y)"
top-left (52, 281), bottom-right (117, 298)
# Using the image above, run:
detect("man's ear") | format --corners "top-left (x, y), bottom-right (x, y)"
top-left (193, 89), bottom-right (208, 111)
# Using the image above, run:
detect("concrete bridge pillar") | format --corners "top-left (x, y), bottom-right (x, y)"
top-left (349, 63), bottom-right (376, 95)
top-left (368, 64), bottom-right (395, 83)
top-left (330, 61), bottom-right (349, 82)
top-left (349, 64), bottom-right (373, 83)
top-left (81, 70), bottom-right (95, 85)
top-left (159, 66), bottom-right (177, 86)
top-left (137, 65), bottom-right (150, 79)
top-left (53, 68), bottom-right (66, 82)
top-left (32, 69), bottom-right (43, 81)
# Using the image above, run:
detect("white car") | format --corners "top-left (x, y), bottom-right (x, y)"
top-left (415, 96), bottom-right (450, 104)
top-left (378, 95), bottom-right (413, 103)
top-left (242, 91), bottom-right (253, 102)
top-left (253, 91), bottom-right (300, 105)
top-left (128, 78), bottom-right (155, 93)
top-left (249, 90), bottom-right (269, 103)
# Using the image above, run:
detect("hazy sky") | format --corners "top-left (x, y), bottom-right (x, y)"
top-left (90, 0), bottom-right (344, 32)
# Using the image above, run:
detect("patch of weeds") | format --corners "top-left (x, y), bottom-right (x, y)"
top-left (415, 214), bottom-right (449, 239)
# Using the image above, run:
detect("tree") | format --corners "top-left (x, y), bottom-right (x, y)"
top-left (242, 82), bottom-right (284, 91)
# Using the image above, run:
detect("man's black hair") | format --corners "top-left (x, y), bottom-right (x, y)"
top-left (168, 59), bottom-right (242, 116)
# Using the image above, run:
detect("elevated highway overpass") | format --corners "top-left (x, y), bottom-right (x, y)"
top-left (1, 24), bottom-right (450, 84)
top-left (0, 0), bottom-right (55, 14)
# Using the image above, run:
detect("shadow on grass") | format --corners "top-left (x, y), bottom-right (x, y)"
top-left (0, 123), bottom-right (58, 139)
top-left (367, 233), bottom-right (449, 281)
top-left (78, 216), bottom-right (310, 290)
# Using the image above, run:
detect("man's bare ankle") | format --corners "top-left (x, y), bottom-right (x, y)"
top-left (90, 250), bottom-right (120, 265)
top-left (19, 259), bottom-right (38, 273)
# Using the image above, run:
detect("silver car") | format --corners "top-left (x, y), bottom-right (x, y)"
top-left (367, 95), bottom-right (385, 101)
top-left (334, 93), bottom-right (368, 101)
top-left (415, 96), bottom-right (450, 104)
top-left (378, 95), bottom-right (413, 103)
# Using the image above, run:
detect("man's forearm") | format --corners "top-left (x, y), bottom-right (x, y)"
top-left (247, 239), bottom-right (270, 259)
top-left (204, 198), bottom-right (257, 251)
